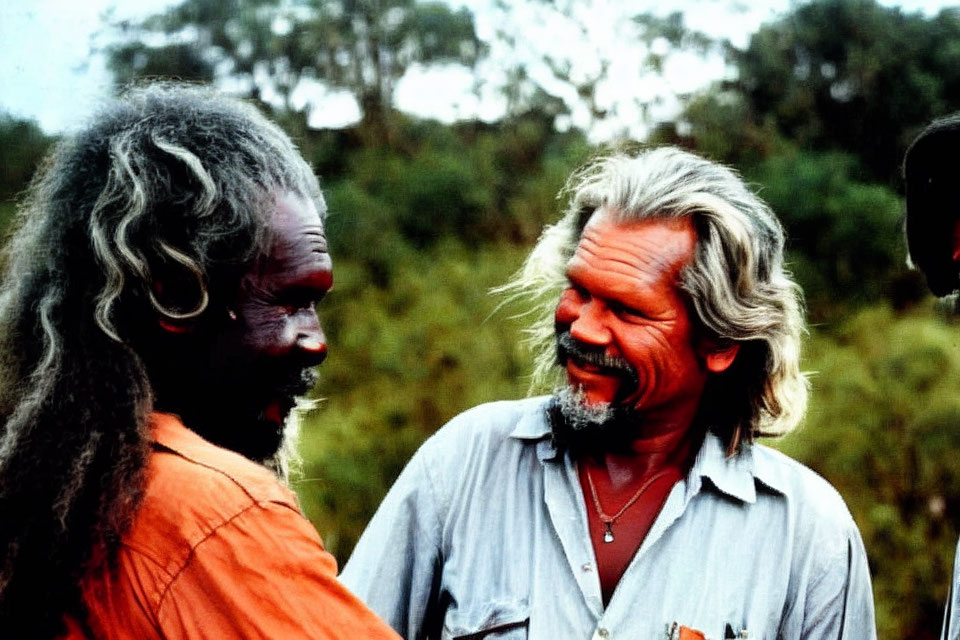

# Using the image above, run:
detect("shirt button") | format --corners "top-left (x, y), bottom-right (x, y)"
top-left (581, 562), bottom-right (593, 572)
top-left (596, 628), bottom-right (609, 639)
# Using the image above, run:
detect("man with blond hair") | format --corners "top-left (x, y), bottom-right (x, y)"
top-left (342, 147), bottom-right (876, 639)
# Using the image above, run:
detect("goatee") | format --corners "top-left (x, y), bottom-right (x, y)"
top-left (550, 330), bottom-right (643, 456)
top-left (547, 385), bottom-right (644, 458)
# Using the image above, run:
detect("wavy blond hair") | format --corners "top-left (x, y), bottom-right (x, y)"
top-left (498, 147), bottom-right (808, 451)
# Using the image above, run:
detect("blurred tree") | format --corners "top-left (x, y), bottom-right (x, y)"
top-left (777, 304), bottom-right (960, 638)
top-left (745, 148), bottom-right (906, 312)
top-left (296, 241), bottom-right (532, 560)
top-left (286, 0), bottom-right (483, 137)
top-left (733, 0), bottom-right (960, 184)
top-left (648, 89), bottom-right (786, 168)
top-left (653, 102), bottom-right (909, 314)
top-left (487, 1), bottom-right (719, 141)
top-left (321, 113), bottom-right (590, 276)
top-left (105, 0), bottom-right (484, 138)
top-left (0, 114), bottom-right (53, 230)
top-left (106, 0), bottom-right (276, 90)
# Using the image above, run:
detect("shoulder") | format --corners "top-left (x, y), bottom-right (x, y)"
top-left (83, 434), bottom-right (313, 630)
top-left (747, 443), bottom-right (861, 551)
top-left (750, 444), bottom-right (852, 515)
top-left (421, 395), bottom-right (552, 456)
top-left (123, 436), bottom-right (301, 570)
top-left (397, 396), bottom-right (550, 511)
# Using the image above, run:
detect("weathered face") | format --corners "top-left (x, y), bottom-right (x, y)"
top-left (147, 190), bottom-right (332, 461)
top-left (230, 190), bottom-right (333, 426)
top-left (554, 214), bottom-right (712, 426)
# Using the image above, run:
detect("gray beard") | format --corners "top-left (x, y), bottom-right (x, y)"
top-left (547, 385), bottom-right (642, 457)
top-left (554, 385), bottom-right (614, 430)
top-left (263, 402), bottom-right (310, 482)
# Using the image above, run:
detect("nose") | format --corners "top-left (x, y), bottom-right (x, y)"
top-left (295, 310), bottom-right (327, 366)
top-left (568, 299), bottom-right (611, 346)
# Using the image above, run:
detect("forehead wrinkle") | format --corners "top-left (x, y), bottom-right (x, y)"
top-left (580, 220), bottom-right (693, 262)
top-left (260, 230), bottom-right (329, 281)
top-left (271, 220), bottom-right (327, 249)
top-left (573, 230), bottom-right (690, 283)
top-left (568, 254), bottom-right (680, 314)
top-left (575, 234), bottom-right (683, 274)
top-left (569, 243), bottom-right (664, 291)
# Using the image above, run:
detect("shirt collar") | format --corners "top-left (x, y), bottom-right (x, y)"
top-left (689, 432), bottom-right (757, 503)
top-left (150, 411), bottom-right (213, 457)
top-left (508, 396), bottom-right (554, 440)
top-left (507, 396), bottom-right (559, 461)
top-left (690, 433), bottom-right (789, 503)
top-left (148, 411), bottom-right (296, 502)
top-left (149, 411), bottom-right (269, 476)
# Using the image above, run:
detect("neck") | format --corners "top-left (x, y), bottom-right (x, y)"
top-left (587, 420), bottom-right (703, 490)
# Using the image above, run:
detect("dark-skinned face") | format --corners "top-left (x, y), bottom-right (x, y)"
top-left (232, 190), bottom-right (332, 426)
top-left (148, 190), bottom-right (332, 461)
top-left (553, 214), bottom-right (727, 435)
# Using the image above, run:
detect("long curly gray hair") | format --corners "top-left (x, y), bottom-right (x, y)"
top-left (499, 146), bottom-right (808, 452)
top-left (0, 83), bottom-right (321, 638)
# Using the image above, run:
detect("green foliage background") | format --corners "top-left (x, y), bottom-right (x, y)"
top-left (6, 0), bottom-right (960, 636)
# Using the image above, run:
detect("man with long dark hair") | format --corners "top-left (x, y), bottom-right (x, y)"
top-left (905, 115), bottom-right (960, 640)
top-left (0, 84), bottom-right (398, 639)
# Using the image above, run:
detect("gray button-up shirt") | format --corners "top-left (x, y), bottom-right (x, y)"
top-left (341, 396), bottom-right (877, 639)
top-left (942, 541), bottom-right (960, 639)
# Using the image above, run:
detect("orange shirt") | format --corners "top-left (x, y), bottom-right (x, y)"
top-left (62, 412), bottom-right (399, 640)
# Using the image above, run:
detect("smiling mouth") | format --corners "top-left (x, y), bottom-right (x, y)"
top-left (556, 331), bottom-right (633, 375)
top-left (261, 367), bottom-right (319, 424)
top-left (568, 357), bottom-right (610, 375)
top-left (565, 348), bottom-right (633, 378)
top-left (263, 399), bottom-right (285, 424)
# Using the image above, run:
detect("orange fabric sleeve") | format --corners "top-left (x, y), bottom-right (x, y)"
top-left (155, 500), bottom-right (399, 640)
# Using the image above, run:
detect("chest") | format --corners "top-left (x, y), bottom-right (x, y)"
top-left (435, 453), bottom-right (798, 640)
top-left (576, 464), bottom-right (681, 605)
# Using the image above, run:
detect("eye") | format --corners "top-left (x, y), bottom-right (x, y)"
top-left (609, 300), bottom-right (647, 322)
top-left (278, 288), bottom-right (326, 315)
top-left (280, 298), bottom-right (318, 316)
top-left (566, 280), bottom-right (590, 301)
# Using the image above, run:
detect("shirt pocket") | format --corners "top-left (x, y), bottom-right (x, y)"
top-left (440, 603), bottom-right (529, 639)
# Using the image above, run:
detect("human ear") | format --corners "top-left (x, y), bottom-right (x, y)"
top-left (699, 340), bottom-right (740, 373)
top-left (157, 317), bottom-right (194, 334)
top-left (150, 278), bottom-right (208, 334)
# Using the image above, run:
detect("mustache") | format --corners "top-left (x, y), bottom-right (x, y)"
top-left (555, 331), bottom-right (635, 376)
top-left (247, 355), bottom-right (320, 401)
top-left (274, 365), bottom-right (319, 398)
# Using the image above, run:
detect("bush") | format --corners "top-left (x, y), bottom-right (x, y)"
top-left (775, 303), bottom-right (960, 637)
top-left (295, 241), bottom-right (531, 560)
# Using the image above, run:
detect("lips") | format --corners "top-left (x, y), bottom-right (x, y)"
top-left (567, 356), bottom-right (610, 376)
top-left (261, 366), bottom-right (319, 424)
top-left (556, 331), bottom-right (634, 377)
top-left (264, 399), bottom-right (288, 425)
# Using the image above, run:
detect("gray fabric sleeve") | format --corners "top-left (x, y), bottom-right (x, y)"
top-left (339, 449), bottom-right (445, 640)
top-left (799, 521), bottom-right (877, 639)
top-left (942, 539), bottom-right (960, 640)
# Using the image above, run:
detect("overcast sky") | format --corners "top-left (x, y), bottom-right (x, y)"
top-left (1, 0), bottom-right (957, 139)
